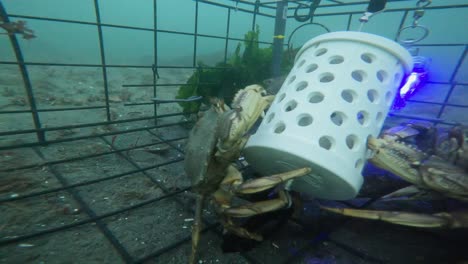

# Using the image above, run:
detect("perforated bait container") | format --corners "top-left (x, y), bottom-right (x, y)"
top-left (244, 31), bottom-right (413, 200)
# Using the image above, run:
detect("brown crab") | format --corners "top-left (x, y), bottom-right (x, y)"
top-left (184, 85), bottom-right (311, 263)
top-left (322, 121), bottom-right (468, 228)
top-left (0, 19), bottom-right (36, 39)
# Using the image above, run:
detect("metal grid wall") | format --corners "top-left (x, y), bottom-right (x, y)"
top-left (0, 1), bottom-right (467, 263)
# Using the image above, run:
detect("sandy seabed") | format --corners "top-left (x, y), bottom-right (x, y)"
top-left (0, 64), bottom-right (195, 144)
top-left (0, 65), bottom-right (225, 263)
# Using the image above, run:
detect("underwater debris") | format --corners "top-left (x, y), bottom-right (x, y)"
top-left (1, 87), bottom-right (16, 97)
top-left (0, 97), bottom-right (27, 110)
top-left (56, 128), bottom-right (79, 138)
top-left (61, 204), bottom-right (81, 215)
top-left (17, 243), bottom-right (35, 248)
top-left (121, 191), bottom-right (150, 201)
top-left (108, 95), bottom-right (123, 103)
top-left (0, 19), bottom-right (36, 39)
top-left (142, 145), bottom-right (171, 155)
top-left (0, 175), bottom-right (36, 195)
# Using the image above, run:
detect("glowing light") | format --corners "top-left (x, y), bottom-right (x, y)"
top-left (393, 56), bottom-right (430, 109)
top-left (399, 72), bottom-right (419, 97)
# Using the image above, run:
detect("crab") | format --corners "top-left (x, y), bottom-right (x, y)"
top-left (184, 85), bottom-right (311, 264)
top-left (322, 121), bottom-right (468, 228)
top-left (0, 19), bottom-right (36, 39)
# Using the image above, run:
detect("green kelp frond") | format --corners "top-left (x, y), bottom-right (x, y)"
top-left (176, 25), bottom-right (295, 115)
top-left (175, 68), bottom-right (201, 116)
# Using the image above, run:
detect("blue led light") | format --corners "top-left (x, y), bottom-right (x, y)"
top-left (393, 56), bottom-right (430, 109)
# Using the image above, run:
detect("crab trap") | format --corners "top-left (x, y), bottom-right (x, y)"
top-left (1, 1), bottom-right (467, 264)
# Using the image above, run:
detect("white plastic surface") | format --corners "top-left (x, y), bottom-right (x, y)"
top-left (244, 31), bottom-right (413, 200)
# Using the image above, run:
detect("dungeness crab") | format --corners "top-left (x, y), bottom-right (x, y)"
top-left (322, 121), bottom-right (468, 228)
top-left (184, 85), bottom-right (311, 264)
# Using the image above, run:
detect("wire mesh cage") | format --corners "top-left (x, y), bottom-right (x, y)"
top-left (1, 0), bottom-right (467, 263)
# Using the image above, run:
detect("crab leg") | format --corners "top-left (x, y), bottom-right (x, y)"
top-left (381, 185), bottom-right (423, 199)
top-left (189, 194), bottom-right (205, 264)
top-left (225, 189), bottom-right (293, 218)
top-left (217, 166), bottom-right (310, 218)
top-left (211, 166), bottom-right (310, 240)
top-left (214, 190), bottom-right (294, 241)
top-left (321, 206), bottom-right (468, 228)
top-left (219, 217), bottom-right (263, 241)
top-left (234, 167), bottom-right (312, 194)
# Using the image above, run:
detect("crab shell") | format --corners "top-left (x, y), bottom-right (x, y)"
top-left (184, 107), bottom-right (226, 194)
top-left (419, 155), bottom-right (468, 201)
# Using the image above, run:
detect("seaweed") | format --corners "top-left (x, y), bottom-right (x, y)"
top-left (176, 25), bottom-right (294, 115)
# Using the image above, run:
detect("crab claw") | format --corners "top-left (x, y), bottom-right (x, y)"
top-left (217, 85), bottom-right (275, 153)
top-left (367, 136), bottom-right (427, 186)
top-left (321, 206), bottom-right (468, 228)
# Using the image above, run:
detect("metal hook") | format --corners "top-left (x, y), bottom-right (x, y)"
top-left (293, 0), bottom-right (321, 23)
top-left (254, 0), bottom-right (260, 14)
top-left (396, 24), bottom-right (430, 44)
